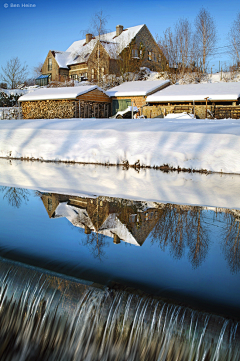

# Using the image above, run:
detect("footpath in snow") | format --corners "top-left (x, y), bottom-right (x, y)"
top-left (0, 118), bottom-right (240, 174)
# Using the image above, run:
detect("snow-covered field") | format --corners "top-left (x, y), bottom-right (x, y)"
top-left (0, 118), bottom-right (240, 174)
top-left (1, 159), bottom-right (240, 210)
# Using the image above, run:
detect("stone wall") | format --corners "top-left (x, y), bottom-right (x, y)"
top-left (135, 25), bottom-right (165, 72)
top-left (113, 96), bottom-right (147, 110)
top-left (41, 51), bottom-right (60, 81)
top-left (69, 63), bottom-right (88, 79)
top-left (87, 42), bottom-right (110, 80)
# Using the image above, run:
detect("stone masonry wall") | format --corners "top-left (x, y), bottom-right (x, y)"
top-left (114, 96), bottom-right (147, 110)
top-left (41, 51), bottom-right (60, 81)
top-left (135, 25), bottom-right (164, 72)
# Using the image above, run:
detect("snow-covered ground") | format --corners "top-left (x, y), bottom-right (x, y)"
top-left (0, 159), bottom-right (240, 210)
top-left (0, 117), bottom-right (240, 174)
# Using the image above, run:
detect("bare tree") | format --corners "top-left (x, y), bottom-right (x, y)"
top-left (157, 19), bottom-right (196, 83)
top-left (0, 186), bottom-right (30, 208)
top-left (90, 10), bottom-right (109, 85)
top-left (194, 8), bottom-right (216, 73)
top-left (0, 57), bottom-right (28, 89)
top-left (229, 12), bottom-right (240, 65)
top-left (33, 62), bottom-right (43, 78)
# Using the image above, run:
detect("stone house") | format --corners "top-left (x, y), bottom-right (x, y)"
top-left (144, 82), bottom-right (240, 119)
top-left (38, 24), bottom-right (165, 84)
top-left (106, 80), bottom-right (170, 115)
top-left (18, 85), bottom-right (111, 119)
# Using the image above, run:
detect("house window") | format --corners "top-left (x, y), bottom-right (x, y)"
top-left (129, 214), bottom-right (136, 222)
top-left (101, 67), bottom-right (105, 77)
top-left (48, 198), bottom-right (52, 211)
top-left (132, 49), bottom-right (138, 58)
top-left (92, 69), bottom-right (95, 80)
top-left (139, 49), bottom-right (143, 59)
top-left (48, 58), bottom-right (52, 71)
top-left (158, 55), bottom-right (161, 63)
top-left (145, 212), bottom-right (149, 221)
top-left (148, 51), bottom-right (152, 61)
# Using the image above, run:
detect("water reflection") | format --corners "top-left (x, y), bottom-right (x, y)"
top-left (222, 210), bottom-right (240, 274)
top-left (150, 204), bottom-right (210, 269)
top-left (0, 186), bottom-right (30, 208)
top-left (38, 191), bottom-right (240, 272)
top-left (40, 192), bottom-right (160, 248)
top-left (1, 186), bottom-right (240, 274)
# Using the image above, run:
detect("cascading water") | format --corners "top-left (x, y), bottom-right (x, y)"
top-left (0, 258), bottom-right (239, 361)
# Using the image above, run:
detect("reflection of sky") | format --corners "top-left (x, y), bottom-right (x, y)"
top-left (0, 189), bottom-right (240, 318)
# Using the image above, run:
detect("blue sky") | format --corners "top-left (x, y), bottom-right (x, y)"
top-left (0, 0), bottom-right (238, 78)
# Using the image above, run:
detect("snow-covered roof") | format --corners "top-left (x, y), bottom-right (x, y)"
top-left (46, 25), bottom-right (145, 69)
top-left (18, 85), bottom-right (101, 101)
top-left (53, 51), bottom-right (72, 69)
top-left (146, 82), bottom-right (240, 102)
top-left (106, 80), bottom-right (170, 97)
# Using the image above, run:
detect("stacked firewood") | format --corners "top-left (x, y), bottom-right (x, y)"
top-left (77, 101), bottom-right (110, 118)
top-left (21, 100), bottom-right (76, 119)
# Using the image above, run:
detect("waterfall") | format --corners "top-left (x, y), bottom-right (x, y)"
top-left (0, 258), bottom-right (239, 361)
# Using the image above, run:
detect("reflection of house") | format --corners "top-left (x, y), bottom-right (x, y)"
top-left (40, 192), bottom-right (161, 246)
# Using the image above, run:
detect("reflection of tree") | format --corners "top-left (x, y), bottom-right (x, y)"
top-left (187, 207), bottom-right (209, 269)
top-left (222, 212), bottom-right (240, 274)
top-left (151, 204), bottom-right (210, 269)
top-left (151, 204), bottom-right (188, 259)
top-left (0, 186), bottom-right (30, 208)
top-left (81, 232), bottom-right (109, 261)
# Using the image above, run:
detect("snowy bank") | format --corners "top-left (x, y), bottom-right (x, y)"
top-left (1, 159), bottom-right (240, 210)
top-left (0, 118), bottom-right (240, 174)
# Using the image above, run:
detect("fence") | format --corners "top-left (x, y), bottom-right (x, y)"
top-left (0, 107), bottom-right (22, 120)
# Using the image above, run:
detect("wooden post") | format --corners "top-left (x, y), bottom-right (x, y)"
top-left (104, 104), bottom-right (106, 118)
top-left (131, 101), bottom-right (133, 119)
top-left (93, 104), bottom-right (96, 118)
top-left (79, 100), bottom-right (81, 118)
top-left (193, 100), bottom-right (195, 118)
top-left (204, 97), bottom-right (209, 119)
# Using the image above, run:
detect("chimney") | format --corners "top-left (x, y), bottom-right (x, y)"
top-left (116, 25), bottom-right (123, 37)
top-left (113, 234), bottom-right (121, 244)
top-left (86, 33), bottom-right (92, 44)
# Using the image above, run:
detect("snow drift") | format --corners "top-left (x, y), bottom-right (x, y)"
top-left (0, 118), bottom-right (240, 174)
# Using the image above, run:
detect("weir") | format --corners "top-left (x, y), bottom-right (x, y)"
top-left (0, 258), bottom-right (239, 361)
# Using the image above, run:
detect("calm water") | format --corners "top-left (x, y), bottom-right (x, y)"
top-left (0, 185), bottom-right (240, 320)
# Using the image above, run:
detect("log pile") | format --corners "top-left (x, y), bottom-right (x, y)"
top-left (21, 99), bottom-right (111, 119)
top-left (77, 101), bottom-right (111, 118)
top-left (215, 106), bottom-right (240, 119)
top-left (21, 100), bottom-right (76, 119)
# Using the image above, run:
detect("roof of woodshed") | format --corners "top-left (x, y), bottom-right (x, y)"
top-left (146, 82), bottom-right (240, 102)
top-left (106, 80), bottom-right (170, 97)
top-left (18, 85), bottom-right (104, 101)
